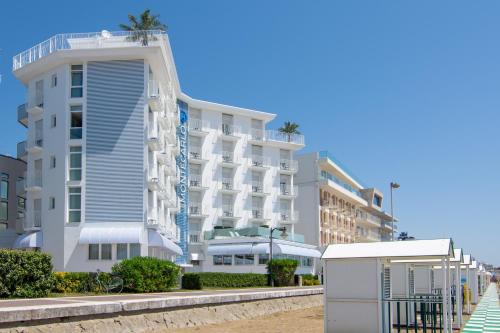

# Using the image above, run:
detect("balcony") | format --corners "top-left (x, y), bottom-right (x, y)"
top-left (278, 184), bottom-right (298, 199)
top-left (356, 229), bottom-right (382, 242)
top-left (249, 155), bottom-right (271, 170)
top-left (279, 210), bottom-right (299, 224)
top-left (189, 174), bottom-right (207, 191)
top-left (189, 119), bottom-right (209, 136)
top-left (356, 210), bottom-right (382, 228)
top-left (27, 99), bottom-right (44, 115)
top-left (26, 171), bottom-right (42, 191)
top-left (220, 205), bottom-right (240, 222)
top-left (13, 31), bottom-right (168, 71)
top-left (220, 123), bottom-right (241, 140)
top-left (17, 103), bottom-right (28, 127)
top-left (249, 129), bottom-right (305, 148)
top-left (279, 159), bottom-right (298, 174)
top-left (147, 209), bottom-right (159, 228)
top-left (250, 181), bottom-right (268, 197)
top-left (189, 202), bottom-right (207, 219)
top-left (188, 146), bottom-right (206, 164)
top-left (24, 211), bottom-right (41, 230)
top-left (148, 170), bottom-right (165, 192)
top-left (220, 151), bottom-right (239, 167)
top-left (220, 177), bottom-right (240, 194)
top-left (248, 208), bottom-right (269, 225)
top-left (27, 137), bottom-right (43, 153)
top-left (147, 129), bottom-right (164, 151)
top-left (148, 80), bottom-right (164, 112)
top-left (17, 141), bottom-right (27, 161)
top-left (16, 178), bottom-right (26, 196)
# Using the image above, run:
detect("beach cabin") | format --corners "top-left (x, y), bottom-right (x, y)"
top-left (461, 254), bottom-right (472, 314)
top-left (321, 239), bottom-right (454, 333)
top-left (469, 260), bottom-right (479, 304)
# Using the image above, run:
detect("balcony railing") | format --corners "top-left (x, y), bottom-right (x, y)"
top-left (279, 184), bottom-right (298, 197)
top-left (24, 211), bottom-right (41, 229)
top-left (251, 181), bottom-right (265, 194)
top-left (189, 202), bottom-right (203, 216)
top-left (221, 151), bottom-right (236, 164)
top-left (221, 123), bottom-right (240, 136)
top-left (320, 170), bottom-right (363, 198)
top-left (250, 128), bottom-right (304, 145)
top-left (251, 208), bottom-right (264, 219)
top-left (188, 146), bottom-right (203, 160)
top-left (13, 30), bottom-right (167, 70)
top-left (279, 159), bottom-right (298, 172)
top-left (222, 205), bottom-right (234, 217)
top-left (356, 210), bottom-right (382, 227)
top-left (148, 79), bottom-right (160, 98)
top-left (189, 119), bottom-right (209, 132)
top-left (17, 141), bottom-right (27, 159)
top-left (17, 103), bottom-right (28, 126)
top-left (16, 178), bottom-right (25, 195)
top-left (280, 210), bottom-right (299, 223)
top-left (221, 177), bottom-right (236, 191)
top-left (28, 137), bottom-right (43, 151)
top-left (250, 155), bottom-right (271, 168)
top-left (189, 174), bottom-right (203, 188)
top-left (27, 170), bottom-right (43, 188)
top-left (147, 209), bottom-right (158, 225)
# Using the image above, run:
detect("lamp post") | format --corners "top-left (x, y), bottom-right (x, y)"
top-left (269, 226), bottom-right (288, 287)
top-left (390, 182), bottom-right (400, 241)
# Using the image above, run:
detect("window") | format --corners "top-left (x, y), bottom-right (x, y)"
top-left (49, 197), bottom-right (55, 210)
top-left (69, 146), bottom-right (82, 180)
top-left (0, 202), bottom-right (7, 221)
top-left (17, 196), bottom-right (25, 210)
top-left (70, 105), bottom-right (83, 139)
top-left (50, 115), bottom-right (57, 128)
top-left (71, 65), bottom-right (83, 98)
top-left (50, 156), bottom-right (56, 169)
top-left (117, 244), bottom-right (128, 260)
top-left (68, 187), bottom-right (81, 222)
top-left (0, 179), bottom-right (8, 199)
top-left (101, 244), bottom-right (112, 260)
top-left (373, 195), bottom-right (382, 207)
top-left (51, 74), bottom-right (57, 88)
top-left (130, 243), bottom-right (141, 258)
top-left (89, 244), bottom-right (99, 260)
top-left (258, 254), bottom-right (269, 265)
top-left (213, 255), bottom-right (232, 265)
top-left (235, 254), bottom-right (254, 265)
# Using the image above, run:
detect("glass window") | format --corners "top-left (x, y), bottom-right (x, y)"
top-left (130, 243), bottom-right (141, 258)
top-left (51, 115), bottom-right (57, 128)
top-left (258, 254), bottom-right (269, 265)
top-left (49, 197), bottom-right (55, 210)
top-left (0, 180), bottom-right (8, 199)
top-left (69, 146), bottom-right (82, 181)
top-left (51, 74), bottom-right (57, 88)
top-left (117, 243), bottom-right (128, 260)
top-left (71, 65), bottom-right (83, 98)
top-left (101, 244), bottom-right (112, 260)
top-left (70, 105), bottom-right (83, 139)
top-left (17, 196), bottom-right (25, 210)
top-left (50, 156), bottom-right (56, 169)
top-left (235, 254), bottom-right (254, 265)
top-left (0, 202), bottom-right (7, 221)
top-left (213, 255), bottom-right (223, 265)
top-left (223, 255), bottom-right (232, 265)
top-left (68, 187), bottom-right (81, 223)
top-left (89, 244), bottom-right (99, 260)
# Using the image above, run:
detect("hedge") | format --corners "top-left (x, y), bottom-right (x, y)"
top-left (112, 256), bottom-right (180, 292)
top-left (0, 250), bottom-right (53, 298)
top-left (52, 272), bottom-right (113, 293)
top-left (267, 259), bottom-right (299, 286)
top-left (182, 272), bottom-right (268, 289)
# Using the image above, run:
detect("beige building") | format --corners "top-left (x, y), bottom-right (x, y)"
top-left (295, 151), bottom-right (394, 248)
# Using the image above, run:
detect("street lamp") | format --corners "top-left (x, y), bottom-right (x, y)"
top-left (390, 182), bottom-right (400, 241)
top-left (269, 226), bottom-right (288, 287)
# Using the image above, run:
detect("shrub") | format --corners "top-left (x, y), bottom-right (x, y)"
top-left (52, 272), bottom-right (112, 293)
top-left (267, 259), bottom-right (299, 286)
top-left (0, 250), bottom-right (53, 298)
top-left (112, 256), bottom-right (180, 292)
top-left (182, 272), bottom-right (268, 289)
top-left (301, 274), bottom-right (321, 286)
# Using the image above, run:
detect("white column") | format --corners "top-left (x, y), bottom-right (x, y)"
top-left (442, 259), bottom-right (449, 333)
top-left (446, 258), bottom-right (452, 332)
top-left (455, 264), bottom-right (462, 328)
top-left (466, 265), bottom-right (471, 314)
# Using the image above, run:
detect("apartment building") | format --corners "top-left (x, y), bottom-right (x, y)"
top-left (12, 30), bottom-right (321, 273)
top-left (295, 151), bottom-right (394, 249)
top-left (12, 31), bottom-right (181, 271)
top-left (0, 155), bottom-right (27, 247)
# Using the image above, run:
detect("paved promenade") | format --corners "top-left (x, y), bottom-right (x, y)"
top-left (0, 286), bottom-right (323, 324)
top-left (463, 284), bottom-right (500, 332)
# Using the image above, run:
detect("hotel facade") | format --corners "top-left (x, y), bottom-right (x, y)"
top-left (295, 151), bottom-right (395, 249)
top-left (11, 30), bottom-right (320, 273)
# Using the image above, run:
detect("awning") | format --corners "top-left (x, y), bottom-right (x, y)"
top-left (13, 232), bottom-right (43, 248)
top-left (206, 243), bottom-right (254, 255)
top-left (252, 242), bottom-right (322, 258)
top-left (207, 242), bottom-right (322, 258)
top-left (148, 230), bottom-right (183, 255)
top-left (79, 227), bottom-right (143, 244)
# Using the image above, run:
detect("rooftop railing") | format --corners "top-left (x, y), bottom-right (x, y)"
top-left (250, 128), bottom-right (304, 145)
top-left (13, 30), bottom-right (167, 70)
top-left (320, 170), bottom-right (363, 198)
top-left (318, 150), bottom-right (366, 188)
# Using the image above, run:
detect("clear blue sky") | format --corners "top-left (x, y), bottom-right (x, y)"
top-left (1, 1), bottom-right (499, 264)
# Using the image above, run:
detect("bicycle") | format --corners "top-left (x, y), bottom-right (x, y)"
top-left (95, 269), bottom-right (124, 293)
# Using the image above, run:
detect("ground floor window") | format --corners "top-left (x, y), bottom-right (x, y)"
top-left (235, 254), bottom-right (254, 265)
top-left (101, 244), bottom-right (112, 260)
top-left (130, 243), bottom-right (141, 258)
top-left (213, 255), bottom-right (232, 265)
top-left (117, 243), bottom-right (128, 260)
top-left (89, 244), bottom-right (99, 260)
top-left (258, 254), bottom-right (269, 265)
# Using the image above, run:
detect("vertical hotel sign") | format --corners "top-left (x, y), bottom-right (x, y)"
top-left (176, 100), bottom-right (189, 264)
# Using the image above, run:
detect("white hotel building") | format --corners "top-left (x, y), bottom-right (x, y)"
top-left (11, 30), bottom-right (321, 273)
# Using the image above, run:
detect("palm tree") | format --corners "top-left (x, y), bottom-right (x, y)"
top-left (278, 121), bottom-right (301, 142)
top-left (119, 9), bottom-right (167, 46)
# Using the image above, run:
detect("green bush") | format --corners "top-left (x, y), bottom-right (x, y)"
top-left (112, 256), bottom-right (180, 292)
top-left (267, 259), bottom-right (299, 286)
top-left (52, 272), bottom-right (112, 293)
top-left (301, 274), bottom-right (320, 286)
top-left (182, 273), bottom-right (203, 289)
top-left (0, 250), bottom-right (53, 298)
top-left (182, 272), bottom-right (268, 289)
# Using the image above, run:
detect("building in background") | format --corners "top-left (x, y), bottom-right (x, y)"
top-left (12, 31), bottom-right (181, 271)
top-left (11, 30), bottom-right (322, 273)
top-left (295, 151), bottom-right (394, 249)
top-left (0, 155), bottom-right (27, 248)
